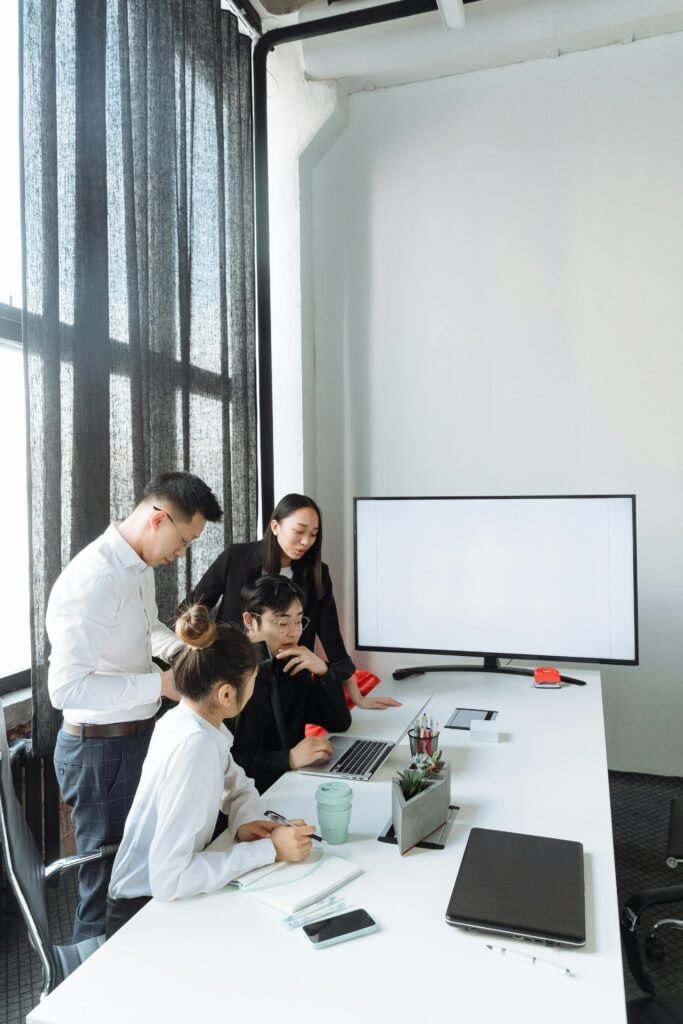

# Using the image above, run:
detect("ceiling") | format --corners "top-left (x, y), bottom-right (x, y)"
top-left (254, 0), bottom-right (683, 91)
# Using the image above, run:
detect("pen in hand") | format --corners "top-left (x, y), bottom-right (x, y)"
top-left (485, 944), bottom-right (572, 977)
top-left (264, 809), bottom-right (327, 844)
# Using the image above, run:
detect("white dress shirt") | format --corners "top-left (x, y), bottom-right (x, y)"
top-left (46, 524), bottom-right (182, 725)
top-left (109, 701), bottom-right (275, 900)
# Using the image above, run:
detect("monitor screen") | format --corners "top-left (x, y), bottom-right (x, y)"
top-left (354, 495), bottom-right (638, 665)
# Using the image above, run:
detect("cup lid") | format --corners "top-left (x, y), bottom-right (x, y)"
top-left (315, 781), bottom-right (352, 799)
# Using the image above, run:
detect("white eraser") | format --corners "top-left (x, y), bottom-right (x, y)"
top-left (469, 719), bottom-right (500, 743)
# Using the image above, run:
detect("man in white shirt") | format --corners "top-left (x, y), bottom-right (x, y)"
top-left (46, 471), bottom-right (222, 941)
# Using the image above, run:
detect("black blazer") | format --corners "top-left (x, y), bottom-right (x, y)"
top-left (191, 540), bottom-right (356, 681)
top-left (229, 651), bottom-right (352, 794)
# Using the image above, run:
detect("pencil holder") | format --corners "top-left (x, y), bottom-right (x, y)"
top-left (408, 730), bottom-right (440, 758)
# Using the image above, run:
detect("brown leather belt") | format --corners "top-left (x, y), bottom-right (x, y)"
top-left (62, 718), bottom-right (155, 739)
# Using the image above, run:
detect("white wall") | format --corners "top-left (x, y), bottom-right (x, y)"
top-left (264, 42), bottom-right (340, 507)
top-left (301, 32), bottom-right (683, 775)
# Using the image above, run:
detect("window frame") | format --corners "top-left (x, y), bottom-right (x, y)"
top-left (0, 297), bottom-right (237, 700)
top-left (0, 302), bottom-right (21, 343)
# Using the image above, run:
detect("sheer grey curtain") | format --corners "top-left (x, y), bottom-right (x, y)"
top-left (22, 0), bottom-right (257, 754)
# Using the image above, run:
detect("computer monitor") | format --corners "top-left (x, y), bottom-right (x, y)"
top-left (354, 495), bottom-right (638, 667)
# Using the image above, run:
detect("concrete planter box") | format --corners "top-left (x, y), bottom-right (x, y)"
top-left (391, 771), bottom-right (449, 854)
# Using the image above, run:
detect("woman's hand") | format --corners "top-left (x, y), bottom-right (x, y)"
top-left (271, 824), bottom-right (315, 862)
top-left (276, 645), bottom-right (328, 676)
top-left (236, 820), bottom-right (278, 842)
top-left (343, 674), bottom-right (402, 710)
top-left (354, 693), bottom-right (403, 710)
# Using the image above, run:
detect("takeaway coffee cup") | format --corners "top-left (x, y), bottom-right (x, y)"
top-left (315, 781), bottom-right (353, 845)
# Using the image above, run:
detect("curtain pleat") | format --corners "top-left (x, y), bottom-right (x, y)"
top-left (72, 0), bottom-right (110, 553)
top-left (22, 0), bottom-right (257, 755)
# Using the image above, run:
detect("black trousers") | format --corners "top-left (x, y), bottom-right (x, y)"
top-left (105, 894), bottom-right (151, 939)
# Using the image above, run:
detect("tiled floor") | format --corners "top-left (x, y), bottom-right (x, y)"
top-left (2, 773), bottom-right (683, 1022)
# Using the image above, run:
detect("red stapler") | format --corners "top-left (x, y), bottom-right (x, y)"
top-left (533, 667), bottom-right (562, 688)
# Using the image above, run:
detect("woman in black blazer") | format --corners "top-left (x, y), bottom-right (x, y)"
top-left (191, 493), bottom-right (399, 709)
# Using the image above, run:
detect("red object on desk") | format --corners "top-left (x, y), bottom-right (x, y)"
top-left (534, 667), bottom-right (561, 685)
top-left (305, 671), bottom-right (381, 737)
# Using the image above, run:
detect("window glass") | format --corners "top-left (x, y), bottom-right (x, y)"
top-left (0, 2), bottom-right (30, 682)
top-left (0, 343), bottom-right (31, 676)
top-left (0, 0), bottom-right (21, 307)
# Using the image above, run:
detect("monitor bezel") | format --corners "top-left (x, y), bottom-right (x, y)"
top-left (353, 494), bottom-right (639, 667)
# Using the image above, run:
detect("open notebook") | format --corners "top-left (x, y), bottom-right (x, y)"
top-left (228, 849), bottom-right (361, 914)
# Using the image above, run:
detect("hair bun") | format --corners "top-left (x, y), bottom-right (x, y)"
top-left (175, 604), bottom-right (216, 650)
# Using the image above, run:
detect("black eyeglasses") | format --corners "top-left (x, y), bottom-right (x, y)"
top-left (153, 505), bottom-right (194, 551)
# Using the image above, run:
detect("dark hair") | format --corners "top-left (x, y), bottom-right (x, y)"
top-left (173, 604), bottom-right (257, 703)
top-left (241, 576), bottom-right (305, 617)
top-left (262, 493), bottom-right (323, 598)
top-left (142, 472), bottom-right (222, 524)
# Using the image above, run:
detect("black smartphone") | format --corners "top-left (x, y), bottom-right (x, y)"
top-left (302, 909), bottom-right (378, 949)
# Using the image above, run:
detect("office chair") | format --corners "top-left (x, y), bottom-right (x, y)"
top-left (0, 701), bottom-right (117, 998)
top-left (620, 796), bottom-right (683, 1024)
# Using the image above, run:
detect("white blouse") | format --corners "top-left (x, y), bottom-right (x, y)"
top-left (109, 701), bottom-right (276, 901)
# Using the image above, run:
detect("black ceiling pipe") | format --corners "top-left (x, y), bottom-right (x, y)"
top-left (253, 0), bottom-right (441, 527)
top-left (234, 0), bottom-right (263, 34)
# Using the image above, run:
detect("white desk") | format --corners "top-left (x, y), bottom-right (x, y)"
top-left (27, 670), bottom-right (626, 1024)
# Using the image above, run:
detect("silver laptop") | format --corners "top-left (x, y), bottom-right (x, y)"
top-left (299, 695), bottom-right (432, 782)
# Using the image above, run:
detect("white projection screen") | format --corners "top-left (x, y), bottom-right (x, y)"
top-left (354, 496), bottom-right (638, 664)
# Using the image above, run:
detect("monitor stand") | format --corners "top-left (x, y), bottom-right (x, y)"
top-left (392, 656), bottom-right (586, 686)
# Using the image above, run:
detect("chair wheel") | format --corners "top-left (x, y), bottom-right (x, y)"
top-left (645, 935), bottom-right (666, 962)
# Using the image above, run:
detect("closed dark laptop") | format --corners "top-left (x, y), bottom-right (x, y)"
top-left (446, 827), bottom-right (585, 946)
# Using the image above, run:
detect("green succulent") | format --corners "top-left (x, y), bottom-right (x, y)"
top-left (396, 768), bottom-right (428, 801)
top-left (409, 750), bottom-right (444, 774)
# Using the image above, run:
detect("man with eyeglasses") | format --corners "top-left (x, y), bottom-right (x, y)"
top-left (231, 575), bottom-right (352, 793)
top-left (46, 471), bottom-right (222, 942)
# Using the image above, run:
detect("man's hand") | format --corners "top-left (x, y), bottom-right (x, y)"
top-left (160, 668), bottom-right (181, 702)
top-left (271, 823), bottom-right (315, 863)
top-left (288, 735), bottom-right (334, 770)
top-left (276, 645), bottom-right (328, 677)
top-left (236, 820), bottom-right (278, 842)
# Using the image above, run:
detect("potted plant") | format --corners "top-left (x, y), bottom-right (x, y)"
top-left (391, 757), bottom-right (450, 854)
top-left (408, 749), bottom-right (451, 802)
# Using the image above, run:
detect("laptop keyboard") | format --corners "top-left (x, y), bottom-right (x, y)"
top-left (330, 739), bottom-right (393, 778)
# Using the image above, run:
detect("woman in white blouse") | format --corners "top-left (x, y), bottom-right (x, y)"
top-left (106, 604), bottom-right (314, 937)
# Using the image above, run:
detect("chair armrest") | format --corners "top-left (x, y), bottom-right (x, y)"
top-left (621, 884), bottom-right (683, 931)
top-left (620, 884), bottom-right (683, 995)
top-left (666, 797), bottom-right (683, 865)
top-left (44, 844), bottom-right (119, 882)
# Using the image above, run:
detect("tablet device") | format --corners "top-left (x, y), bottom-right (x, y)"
top-left (445, 708), bottom-right (498, 730)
